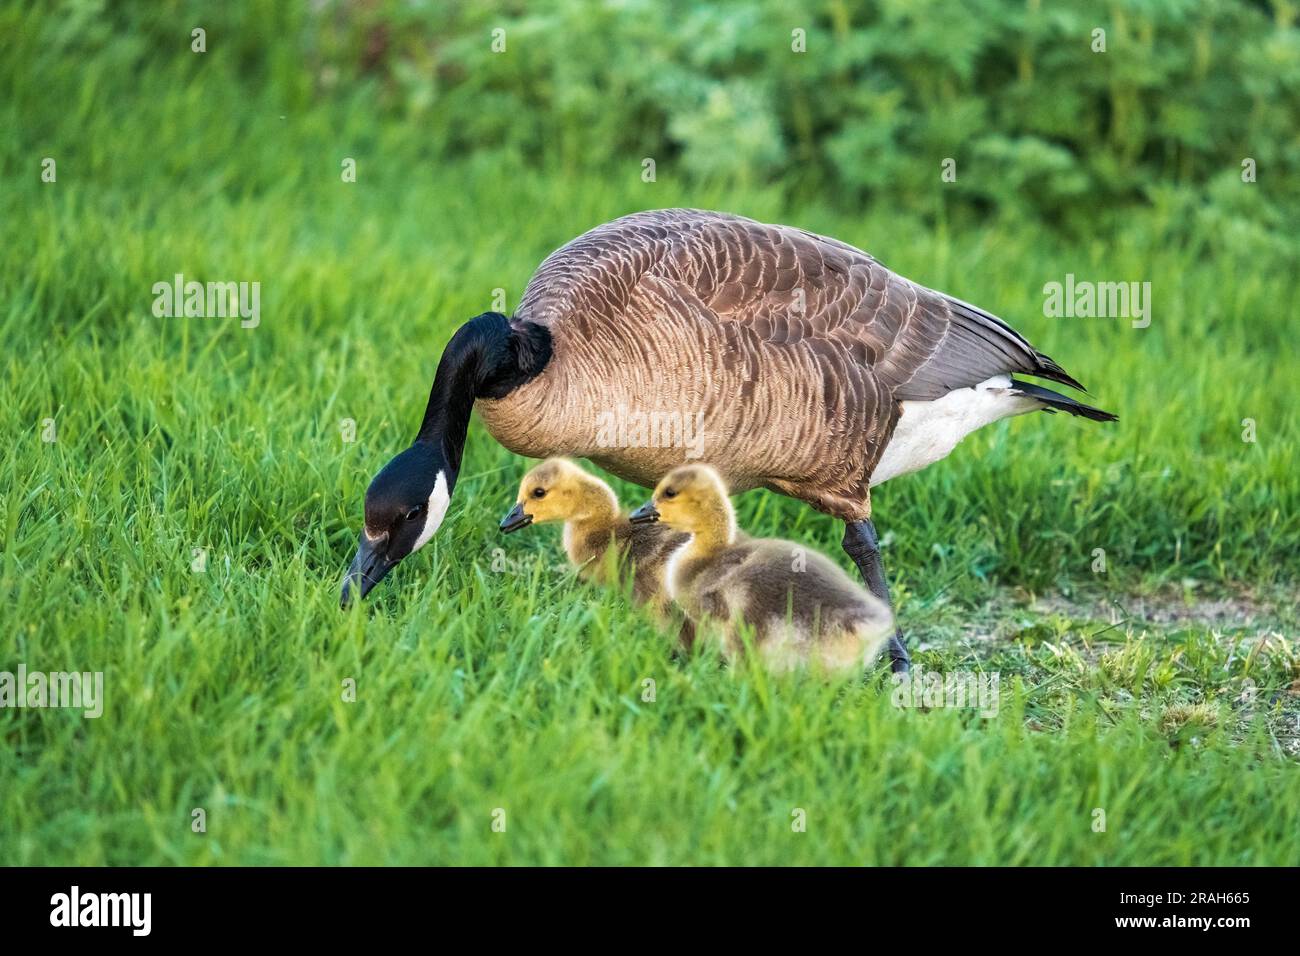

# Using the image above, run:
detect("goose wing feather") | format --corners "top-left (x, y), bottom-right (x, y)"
top-left (517, 209), bottom-right (1084, 400)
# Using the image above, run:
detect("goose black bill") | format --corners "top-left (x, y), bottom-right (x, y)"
top-left (340, 534), bottom-right (395, 608)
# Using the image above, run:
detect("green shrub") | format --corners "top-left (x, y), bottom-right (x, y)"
top-left (5, 0), bottom-right (1296, 244)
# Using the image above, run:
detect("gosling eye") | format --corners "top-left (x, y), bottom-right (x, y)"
top-left (663, 488), bottom-right (677, 499)
top-left (404, 505), bottom-right (425, 522)
top-left (532, 487), bottom-right (546, 499)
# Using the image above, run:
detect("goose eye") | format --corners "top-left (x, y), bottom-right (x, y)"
top-left (532, 487), bottom-right (546, 499)
top-left (404, 505), bottom-right (425, 522)
top-left (663, 488), bottom-right (677, 499)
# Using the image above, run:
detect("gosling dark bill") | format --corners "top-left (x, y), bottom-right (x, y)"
top-left (499, 502), bottom-right (534, 533)
top-left (628, 502), bottom-right (660, 525)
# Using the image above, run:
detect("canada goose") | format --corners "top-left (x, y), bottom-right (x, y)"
top-left (341, 209), bottom-right (1116, 673)
top-left (498, 457), bottom-right (687, 612)
top-left (627, 464), bottom-right (892, 672)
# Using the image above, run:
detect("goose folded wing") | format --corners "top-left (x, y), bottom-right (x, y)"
top-left (687, 217), bottom-right (1087, 400)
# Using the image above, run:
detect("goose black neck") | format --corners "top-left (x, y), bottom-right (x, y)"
top-left (414, 312), bottom-right (552, 477)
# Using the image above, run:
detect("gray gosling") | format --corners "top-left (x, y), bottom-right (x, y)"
top-left (629, 464), bottom-right (893, 673)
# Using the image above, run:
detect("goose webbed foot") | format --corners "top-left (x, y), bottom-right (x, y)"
top-left (842, 518), bottom-right (911, 674)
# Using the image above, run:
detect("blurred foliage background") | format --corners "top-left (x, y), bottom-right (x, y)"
top-left (7, 0), bottom-right (1299, 250)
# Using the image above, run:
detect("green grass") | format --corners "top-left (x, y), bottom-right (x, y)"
top-left (2, 6), bottom-right (1299, 866)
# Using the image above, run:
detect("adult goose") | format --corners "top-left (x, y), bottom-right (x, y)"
top-left (340, 209), bottom-right (1116, 671)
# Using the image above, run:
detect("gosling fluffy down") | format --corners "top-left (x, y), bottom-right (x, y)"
top-left (500, 457), bottom-right (687, 611)
top-left (631, 464), bottom-right (893, 672)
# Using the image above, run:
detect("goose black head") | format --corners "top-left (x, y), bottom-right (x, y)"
top-left (341, 442), bottom-right (452, 607)
top-left (339, 312), bottom-right (553, 609)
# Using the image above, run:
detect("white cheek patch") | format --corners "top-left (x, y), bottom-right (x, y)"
top-left (411, 471), bottom-right (451, 553)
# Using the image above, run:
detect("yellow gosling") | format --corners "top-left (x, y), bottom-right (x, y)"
top-left (500, 458), bottom-right (686, 614)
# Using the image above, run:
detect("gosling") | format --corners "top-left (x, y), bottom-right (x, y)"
top-left (629, 464), bottom-right (893, 673)
top-left (499, 458), bottom-right (687, 612)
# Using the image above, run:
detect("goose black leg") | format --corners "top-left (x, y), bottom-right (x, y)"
top-left (842, 519), bottom-right (911, 673)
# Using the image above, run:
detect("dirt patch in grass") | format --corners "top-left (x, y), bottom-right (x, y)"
top-left (1019, 586), bottom-right (1290, 632)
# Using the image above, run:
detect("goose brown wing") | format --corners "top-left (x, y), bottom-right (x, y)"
top-left (670, 213), bottom-right (1085, 400)
top-left (518, 209), bottom-right (1086, 400)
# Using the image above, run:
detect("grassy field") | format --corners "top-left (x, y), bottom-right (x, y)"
top-left (3, 6), bottom-right (1299, 866)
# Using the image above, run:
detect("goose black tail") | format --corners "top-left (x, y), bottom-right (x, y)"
top-left (1029, 351), bottom-right (1088, 392)
top-left (1011, 379), bottom-right (1118, 423)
